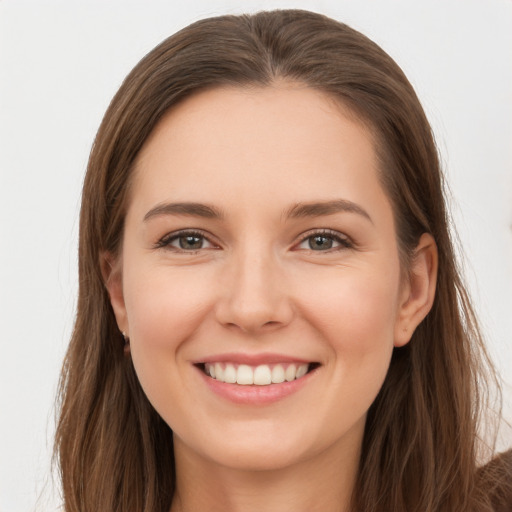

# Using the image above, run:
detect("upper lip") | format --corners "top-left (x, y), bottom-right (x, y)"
top-left (194, 352), bottom-right (315, 366)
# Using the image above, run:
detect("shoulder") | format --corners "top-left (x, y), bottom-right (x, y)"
top-left (478, 449), bottom-right (512, 512)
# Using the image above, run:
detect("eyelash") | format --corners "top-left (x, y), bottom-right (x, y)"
top-left (154, 229), bottom-right (353, 253)
top-left (295, 229), bottom-right (354, 252)
top-left (154, 229), bottom-right (216, 253)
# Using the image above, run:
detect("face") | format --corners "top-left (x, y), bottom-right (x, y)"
top-left (107, 84), bottom-right (431, 472)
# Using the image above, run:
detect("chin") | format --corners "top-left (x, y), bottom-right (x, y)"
top-left (203, 439), bottom-right (311, 472)
top-left (173, 415), bottom-right (362, 474)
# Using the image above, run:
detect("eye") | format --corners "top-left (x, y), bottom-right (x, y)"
top-left (156, 230), bottom-right (217, 252)
top-left (296, 230), bottom-right (353, 251)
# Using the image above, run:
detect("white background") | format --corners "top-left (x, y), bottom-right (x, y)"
top-left (1, 1), bottom-right (511, 510)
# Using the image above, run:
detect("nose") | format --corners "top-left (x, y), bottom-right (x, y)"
top-left (215, 245), bottom-right (294, 334)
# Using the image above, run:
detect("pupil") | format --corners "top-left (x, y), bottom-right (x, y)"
top-left (310, 235), bottom-right (332, 250)
top-left (179, 235), bottom-right (203, 250)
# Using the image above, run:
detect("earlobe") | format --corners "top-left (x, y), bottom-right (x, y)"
top-left (394, 233), bottom-right (438, 347)
top-left (100, 251), bottom-right (129, 335)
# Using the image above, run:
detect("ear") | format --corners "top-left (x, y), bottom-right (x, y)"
top-left (394, 233), bottom-right (438, 347)
top-left (100, 251), bottom-right (129, 336)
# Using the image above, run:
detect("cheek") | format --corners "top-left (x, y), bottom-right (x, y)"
top-left (124, 264), bottom-right (213, 343)
top-left (299, 264), bottom-right (400, 346)
top-left (296, 264), bottom-right (400, 398)
top-left (122, 265), bottom-right (214, 398)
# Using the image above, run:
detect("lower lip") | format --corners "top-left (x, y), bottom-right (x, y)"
top-left (197, 367), bottom-right (315, 405)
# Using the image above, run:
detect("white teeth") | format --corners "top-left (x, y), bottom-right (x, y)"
top-left (253, 365), bottom-right (272, 385)
top-left (214, 362), bottom-right (224, 381)
top-left (271, 364), bottom-right (285, 383)
top-left (204, 362), bottom-right (311, 385)
top-left (237, 365), bottom-right (253, 385)
top-left (285, 364), bottom-right (297, 382)
top-left (296, 364), bottom-right (308, 379)
top-left (224, 364), bottom-right (237, 383)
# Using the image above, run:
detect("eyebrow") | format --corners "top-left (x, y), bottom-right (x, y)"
top-left (143, 199), bottom-right (372, 223)
top-left (143, 202), bottom-right (224, 221)
top-left (285, 199), bottom-right (373, 223)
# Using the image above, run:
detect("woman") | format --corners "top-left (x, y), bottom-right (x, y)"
top-left (55, 9), bottom-right (511, 512)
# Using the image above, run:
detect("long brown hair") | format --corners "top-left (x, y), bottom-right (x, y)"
top-left (55, 9), bottom-right (508, 511)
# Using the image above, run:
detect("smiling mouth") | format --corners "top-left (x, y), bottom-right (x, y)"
top-left (199, 362), bottom-right (320, 386)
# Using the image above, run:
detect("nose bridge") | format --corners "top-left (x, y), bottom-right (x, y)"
top-left (216, 237), bottom-right (292, 332)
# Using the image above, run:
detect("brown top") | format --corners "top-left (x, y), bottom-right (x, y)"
top-left (479, 450), bottom-right (512, 512)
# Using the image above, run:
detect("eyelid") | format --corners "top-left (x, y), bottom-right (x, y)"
top-left (293, 228), bottom-right (354, 251)
top-left (154, 228), bottom-right (353, 253)
top-left (154, 229), bottom-right (219, 252)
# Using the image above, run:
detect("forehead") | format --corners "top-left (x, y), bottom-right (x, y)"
top-left (129, 84), bottom-right (388, 220)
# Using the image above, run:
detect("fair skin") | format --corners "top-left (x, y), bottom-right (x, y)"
top-left (105, 83), bottom-right (437, 512)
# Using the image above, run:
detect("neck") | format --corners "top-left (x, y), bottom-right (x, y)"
top-left (170, 429), bottom-right (362, 512)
